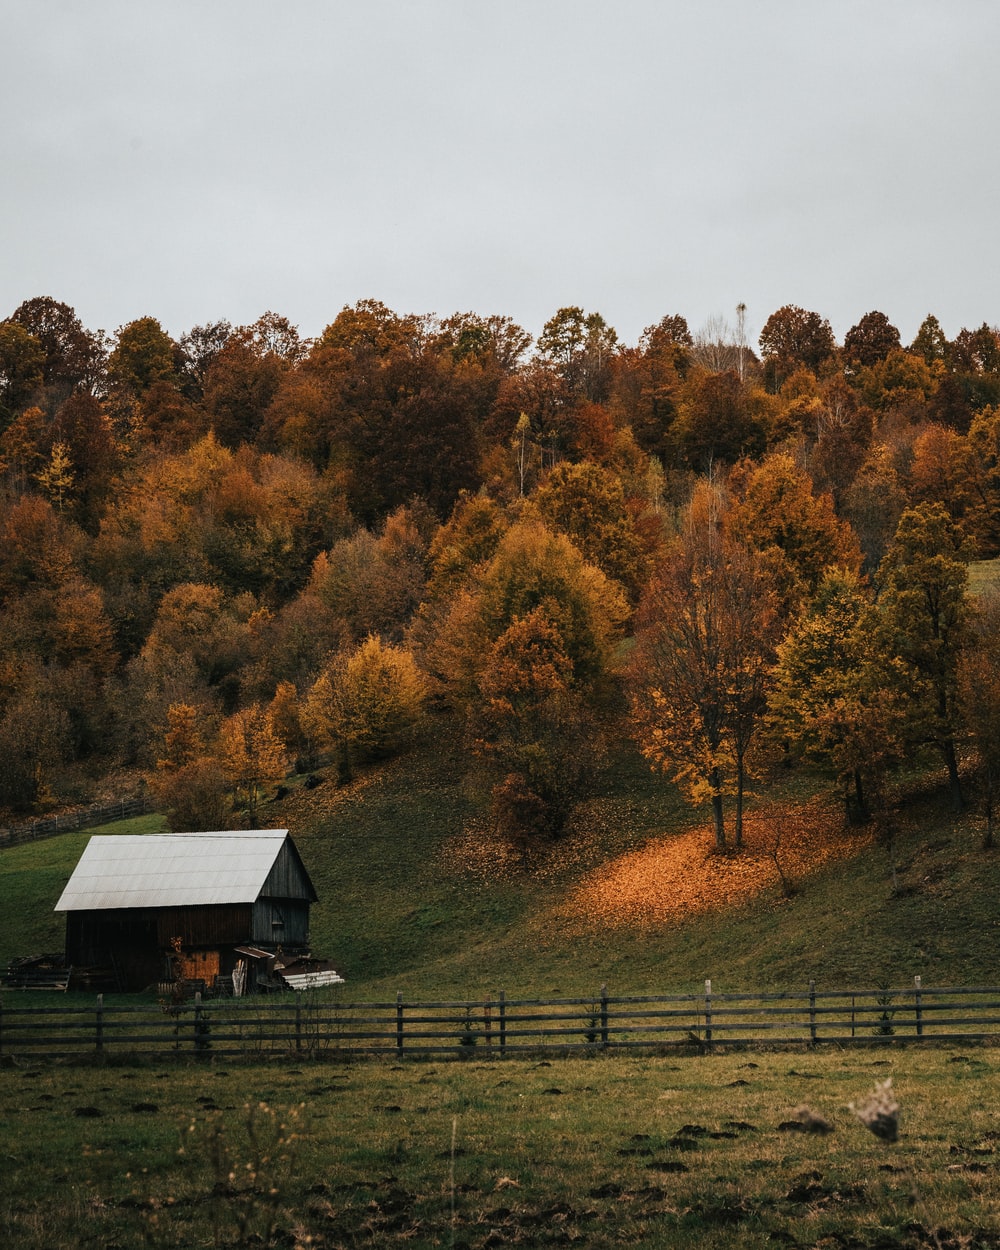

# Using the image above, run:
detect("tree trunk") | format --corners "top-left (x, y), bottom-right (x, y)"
top-left (942, 738), bottom-right (964, 812)
top-left (734, 755), bottom-right (745, 849)
top-left (710, 772), bottom-right (726, 851)
top-left (845, 769), bottom-right (869, 825)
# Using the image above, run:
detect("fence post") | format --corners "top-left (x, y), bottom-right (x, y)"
top-left (499, 990), bottom-right (506, 1057)
top-left (193, 991), bottom-right (210, 1054)
top-left (914, 975), bottom-right (923, 1038)
top-left (295, 998), bottom-right (303, 1052)
top-left (96, 993), bottom-right (104, 1053)
top-left (704, 980), bottom-right (713, 1048)
top-left (396, 991), bottom-right (404, 1054)
top-left (600, 983), bottom-right (609, 1050)
top-left (484, 996), bottom-right (492, 1053)
top-left (809, 979), bottom-right (817, 1044)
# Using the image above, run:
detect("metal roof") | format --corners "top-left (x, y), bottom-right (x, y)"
top-left (54, 830), bottom-right (292, 912)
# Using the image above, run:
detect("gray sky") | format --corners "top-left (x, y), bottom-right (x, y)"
top-left (4, 1), bottom-right (999, 352)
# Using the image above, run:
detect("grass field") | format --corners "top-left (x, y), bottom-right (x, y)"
top-left (3, 1045), bottom-right (999, 1248)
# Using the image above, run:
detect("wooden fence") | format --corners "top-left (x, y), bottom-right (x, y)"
top-left (3, 978), bottom-right (1000, 1060)
top-left (0, 796), bottom-right (151, 849)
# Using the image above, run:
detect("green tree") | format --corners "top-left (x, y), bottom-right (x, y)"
top-left (107, 316), bottom-right (179, 395)
top-left (910, 314), bottom-right (949, 365)
top-left (0, 321), bottom-right (45, 427)
top-left (877, 503), bottom-right (973, 810)
top-left (769, 568), bottom-right (907, 822)
top-left (959, 590), bottom-right (1000, 848)
top-left (537, 306), bottom-right (618, 403)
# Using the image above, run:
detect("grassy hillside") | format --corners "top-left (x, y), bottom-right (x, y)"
top-left (2, 740), bottom-right (997, 1000)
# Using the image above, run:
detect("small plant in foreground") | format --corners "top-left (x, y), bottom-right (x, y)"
top-left (850, 1077), bottom-right (900, 1142)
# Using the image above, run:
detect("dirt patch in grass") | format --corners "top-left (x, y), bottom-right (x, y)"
top-left (558, 797), bottom-right (874, 930)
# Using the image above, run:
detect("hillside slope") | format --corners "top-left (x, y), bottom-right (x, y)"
top-left (275, 737), bottom-right (1000, 999)
top-left (2, 739), bottom-right (996, 999)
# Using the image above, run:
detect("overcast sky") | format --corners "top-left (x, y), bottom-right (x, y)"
top-left (4, 1), bottom-right (999, 352)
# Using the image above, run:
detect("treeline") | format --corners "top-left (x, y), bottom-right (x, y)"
top-left (0, 295), bottom-right (998, 845)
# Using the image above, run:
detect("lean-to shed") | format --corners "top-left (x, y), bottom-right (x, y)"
top-left (55, 829), bottom-right (318, 991)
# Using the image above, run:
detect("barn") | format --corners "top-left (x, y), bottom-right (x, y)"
top-left (55, 829), bottom-right (322, 993)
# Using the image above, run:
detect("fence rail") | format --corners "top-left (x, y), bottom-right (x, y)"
top-left (0, 797), bottom-right (151, 849)
top-left (2, 978), bottom-right (1000, 1060)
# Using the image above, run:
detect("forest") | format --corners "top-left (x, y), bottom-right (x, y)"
top-left (1, 295), bottom-right (998, 850)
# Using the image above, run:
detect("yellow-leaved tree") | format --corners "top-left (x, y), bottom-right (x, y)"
top-left (303, 635), bottom-right (427, 782)
top-left (219, 702), bottom-right (288, 821)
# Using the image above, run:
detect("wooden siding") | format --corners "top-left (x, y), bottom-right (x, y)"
top-left (260, 840), bottom-right (317, 902)
top-left (251, 898), bottom-right (310, 947)
top-left (153, 904), bottom-right (253, 948)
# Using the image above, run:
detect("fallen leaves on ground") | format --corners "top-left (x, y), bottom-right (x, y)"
top-left (557, 797), bottom-right (873, 930)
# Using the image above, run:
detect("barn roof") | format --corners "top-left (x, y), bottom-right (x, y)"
top-left (54, 830), bottom-right (308, 912)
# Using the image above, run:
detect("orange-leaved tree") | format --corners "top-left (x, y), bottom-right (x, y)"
top-left (628, 478), bottom-right (780, 850)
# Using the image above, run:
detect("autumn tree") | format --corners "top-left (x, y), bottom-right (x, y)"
top-left (808, 375), bottom-right (875, 506)
top-left (877, 503), bottom-right (973, 809)
top-left (421, 516), bottom-right (626, 835)
top-left (729, 452), bottom-right (862, 611)
top-left (671, 369), bottom-right (767, 469)
top-left (7, 297), bottom-right (105, 399)
top-left (629, 480), bottom-right (781, 849)
top-left (842, 442), bottom-right (908, 571)
top-left (535, 459), bottom-right (646, 601)
top-left (424, 491), bottom-right (507, 603)
top-left (219, 702), bottom-right (288, 819)
top-left (303, 635), bottom-right (427, 781)
top-left (769, 568), bottom-right (908, 823)
top-left (471, 606), bottom-right (598, 845)
top-left (610, 316), bottom-right (691, 463)
top-left (177, 320), bottom-right (232, 400)
top-left (429, 517), bottom-right (628, 704)
top-left (306, 504), bottom-right (430, 646)
top-left (843, 311), bottom-right (901, 371)
top-left (963, 406), bottom-right (1000, 554)
top-left (201, 312), bottom-right (306, 447)
top-left (758, 304), bottom-right (837, 391)
top-left (0, 658), bottom-right (72, 811)
top-left (149, 702), bottom-right (230, 831)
